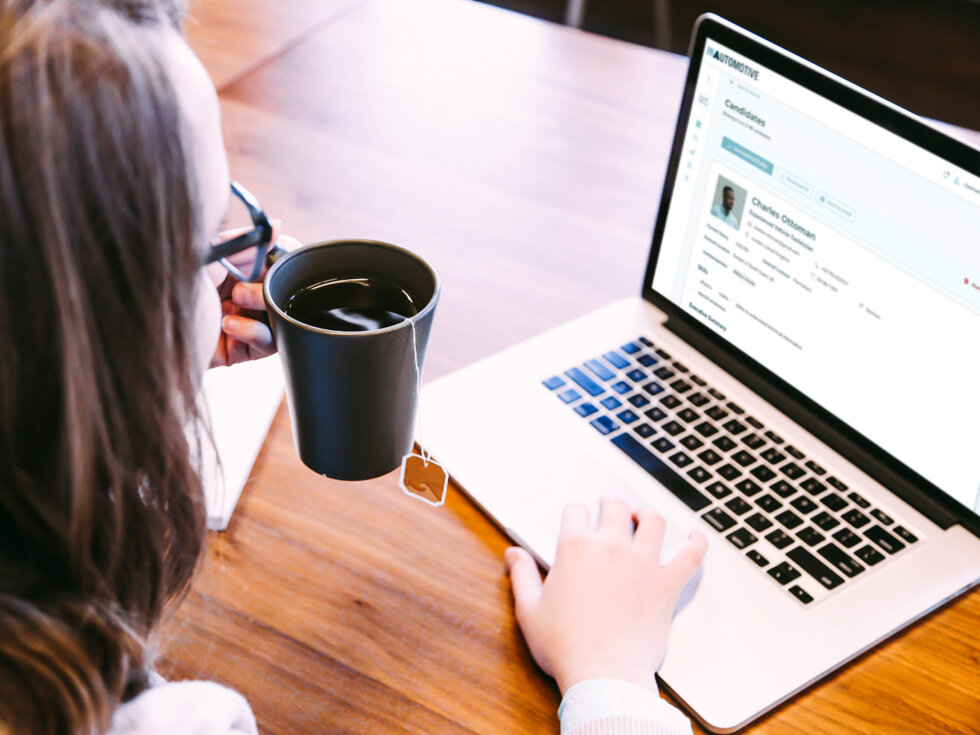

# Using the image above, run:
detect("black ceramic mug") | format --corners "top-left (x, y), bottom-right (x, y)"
top-left (263, 240), bottom-right (439, 481)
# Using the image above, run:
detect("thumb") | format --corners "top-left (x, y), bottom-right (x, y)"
top-left (505, 547), bottom-right (543, 623)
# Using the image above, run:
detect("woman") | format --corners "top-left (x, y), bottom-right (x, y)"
top-left (0, 1), bottom-right (706, 733)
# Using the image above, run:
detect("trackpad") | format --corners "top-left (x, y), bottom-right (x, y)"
top-left (502, 455), bottom-right (703, 614)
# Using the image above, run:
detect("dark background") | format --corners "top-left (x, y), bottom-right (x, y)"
top-left (478, 0), bottom-right (980, 131)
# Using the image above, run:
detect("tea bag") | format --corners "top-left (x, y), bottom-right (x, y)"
top-left (398, 318), bottom-right (448, 507)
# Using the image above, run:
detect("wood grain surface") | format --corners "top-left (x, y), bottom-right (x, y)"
top-left (161, 0), bottom-right (980, 732)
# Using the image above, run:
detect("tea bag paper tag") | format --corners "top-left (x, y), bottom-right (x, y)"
top-left (399, 453), bottom-right (447, 507)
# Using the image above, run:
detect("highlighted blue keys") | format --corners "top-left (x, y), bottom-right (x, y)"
top-left (584, 359), bottom-right (615, 381)
top-left (590, 415), bottom-right (619, 435)
top-left (603, 351), bottom-right (630, 369)
top-left (575, 402), bottom-right (598, 417)
top-left (557, 388), bottom-right (581, 403)
top-left (542, 376), bottom-right (566, 390)
top-left (565, 367), bottom-right (604, 397)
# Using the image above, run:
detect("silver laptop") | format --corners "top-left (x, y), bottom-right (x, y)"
top-left (421, 14), bottom-right (980, 733)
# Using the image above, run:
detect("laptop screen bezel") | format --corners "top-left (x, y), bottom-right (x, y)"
top-left (641, 14), bottom-right (980, 528)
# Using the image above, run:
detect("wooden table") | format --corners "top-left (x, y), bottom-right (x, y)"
top-left (162, 1), bottom-right (980, 732)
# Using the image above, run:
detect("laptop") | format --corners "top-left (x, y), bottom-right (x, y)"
top-left (421, 14), bottom-right (980, 733)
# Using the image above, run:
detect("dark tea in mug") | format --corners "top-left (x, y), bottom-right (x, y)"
top-left (284, 277), bottom-right (419, 331)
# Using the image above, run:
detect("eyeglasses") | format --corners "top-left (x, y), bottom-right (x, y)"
top-left (204, 181), bottom-right (275, 282)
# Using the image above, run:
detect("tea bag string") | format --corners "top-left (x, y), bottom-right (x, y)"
top-left (408, 317), bottom-right (431, 467)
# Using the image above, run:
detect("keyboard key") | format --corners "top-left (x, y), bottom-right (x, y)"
top-left (864, 525), bottom-right (905, 554)
top-left (742, 433), bottom-right (766, 449)
top-left (626, 368), bottom-right (647, 382)
top-left (638, 336), bottom-right (654, 347)
top-left (817, 543), bottom-right (865, 577)
top-left (764, 430), bottom-right (784, 444)
top-left (761, 447), bottom-right (786, 465)
top-left (543, 376), bottom-right (565, 390)
top-left (584, 359), bottom-right (616, 381)
top-left (870, 509), bottom-right (894, 526)
top-left (745, 512), bottom-right (773, 532)
top-left (616, 409), bottom-right (639, 424)
top-left (756, 495), bottom-right (783, 513)
top-left (659, 395), bottom-right (682, 409)
top-left (662, 420), bottom-right (685, 436)
top-left (633, 423), bottom-right (656, 438)
top-left (790, 496), bottom-right (818, 514)
top-left (893, 526), bottom-right (918, 544)
top-left (827, 476), bottom-right (848, 492)
top-left (727, 527), bottom-right (757, 549)
top-left (800, 478), bottom-right (827, 496)
top-left (558, 388), bottom-right (582, 403)
top-left (689, 374), bottom-right (707, 386)
top-left (645, 407), bottom-right (668, 422)
top-left (697, 448), bottom-right (723, 465)
top-left (590, 416), bottom-right (619, 435)
top-left (705, 405), bottom-right (729, 421)
top-left (636, 353), bottom-right (658, 367)
top-left (680, 435), bottom-right (704, 450)
top-left (722, 419), bottom-right (747, 435)
top-left (788, 585), bottom-right (813, 604)
top-left (670, 379), bottom-right (692, 393)
top-left (746, 549), bottom-right (769, 567)
top-left (628, 394), bottom-right (650, 408)
top-left (770, 480), bottom-right (797, 498)
top-left (653, 366), bottom-right (675, 380)
top-left (702, 507), bottom-right (737, 532)
top-left (651, 437), bottom-right (675, 453)
top-left (687, 466), bottom-right (712, 483)
top-left (842, 509), bottom-right (870, 529)
top-left (574, 402), bottom-right (598, 417)
top-left (784, 445), bottom-right (805, 460)
top-left (654, 348), bottom-right (671, 359)
top-left (676, 408), bottom-right (700, 423)
top-left (768, 561), bottom-right (801, 585)
top-left (694, 421), bottom-right (719, 437)
top-left (669, 451), bottom-right (693, 468)
top-left (725, 497), bottom-right (752, 516)
top-left (643, 381), bottom-right (665, 395)
top-left (855, 544), bottom-right (885, 566)
top-left (787, 546), bottom-right (844, 589)
top-left (611, 381), bottom-right (631, 394)
top-left (705, 481), bottom-right (732, 499)
top-left (621, 342), bottom-right (641, 354)
top-left (780, 462), bottom-right (806, 480)
top-left (751, 465), bottom-right (777, 482)
top-left (731, 450), bottom-right (756, 467)
top-left (745, 416), bottom-right (764, 429)
top-left (609, 434), bottom-right (710, 511)
top-left (821, 493), bottom-right (848, 512)
top-left (565, 367), bottom-right (604, 397)
top-left (811, 511), bottom-right (840, 531)
top-left (600, 396), bottom-right (622, 410)
top-left (833, 528), bottom-right (860, 548)
top-left (687, 392), bottom-right (710, 407)
top-left (717, 463), bottom-right (743, 481)
top-left (805, 460), bottom-right (826, 476)
top-left (765, 529), bottom-right (793, 549)
top-left (735, 478), bottom-right (763, 496)
top-left (726, 401), bottom-right (745, 415)
top-left (708, 388), bottom-right (726, 400)
top-left (712, 436), bottom-right (738, 452)
top-left (796, 526), bottom-right (825, 546)
top-left (603, 351), bottom-right (629, 369)
top-left (776, 510), bottom-right (803, 529)
top-left (671, 361), bottom-right (690, 373)
top-left (847, 492), bottom-right (871, 509)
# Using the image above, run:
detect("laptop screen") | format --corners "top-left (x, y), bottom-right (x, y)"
top-left (651, 33), bottom-right (980, 514)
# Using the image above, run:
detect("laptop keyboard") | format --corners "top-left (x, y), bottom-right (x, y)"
top-left (543, 336), bottom-right (920, 606)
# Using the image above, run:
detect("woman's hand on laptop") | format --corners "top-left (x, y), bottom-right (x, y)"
top-left (505, 498), bottom-right (707, 695)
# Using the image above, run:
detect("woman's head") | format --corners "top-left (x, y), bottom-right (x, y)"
top-left (0, 1), bottom-right (226, 732)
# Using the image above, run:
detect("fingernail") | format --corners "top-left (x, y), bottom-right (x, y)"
top-left (222, 316), bottom-right (239, 332)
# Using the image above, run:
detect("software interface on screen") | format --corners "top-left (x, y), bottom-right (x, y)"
top-left (652, 38), bottom-right (980, 513)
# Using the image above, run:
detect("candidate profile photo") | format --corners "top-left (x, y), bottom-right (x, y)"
top-left (709, 176), bottom-right (746, 231)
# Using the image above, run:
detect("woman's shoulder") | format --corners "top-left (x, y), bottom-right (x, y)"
top-left (110, 676), bottom-right (258, 735)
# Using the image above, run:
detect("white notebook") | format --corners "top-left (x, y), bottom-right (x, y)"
top-left (198, 355), bottom-right (284, 530)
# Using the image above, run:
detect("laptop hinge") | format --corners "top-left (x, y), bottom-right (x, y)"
top-left (663, 315), bottom-right (970, 535)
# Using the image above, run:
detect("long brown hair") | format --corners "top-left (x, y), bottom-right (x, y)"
top-left (0, 1), bottom-right (208, 732)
